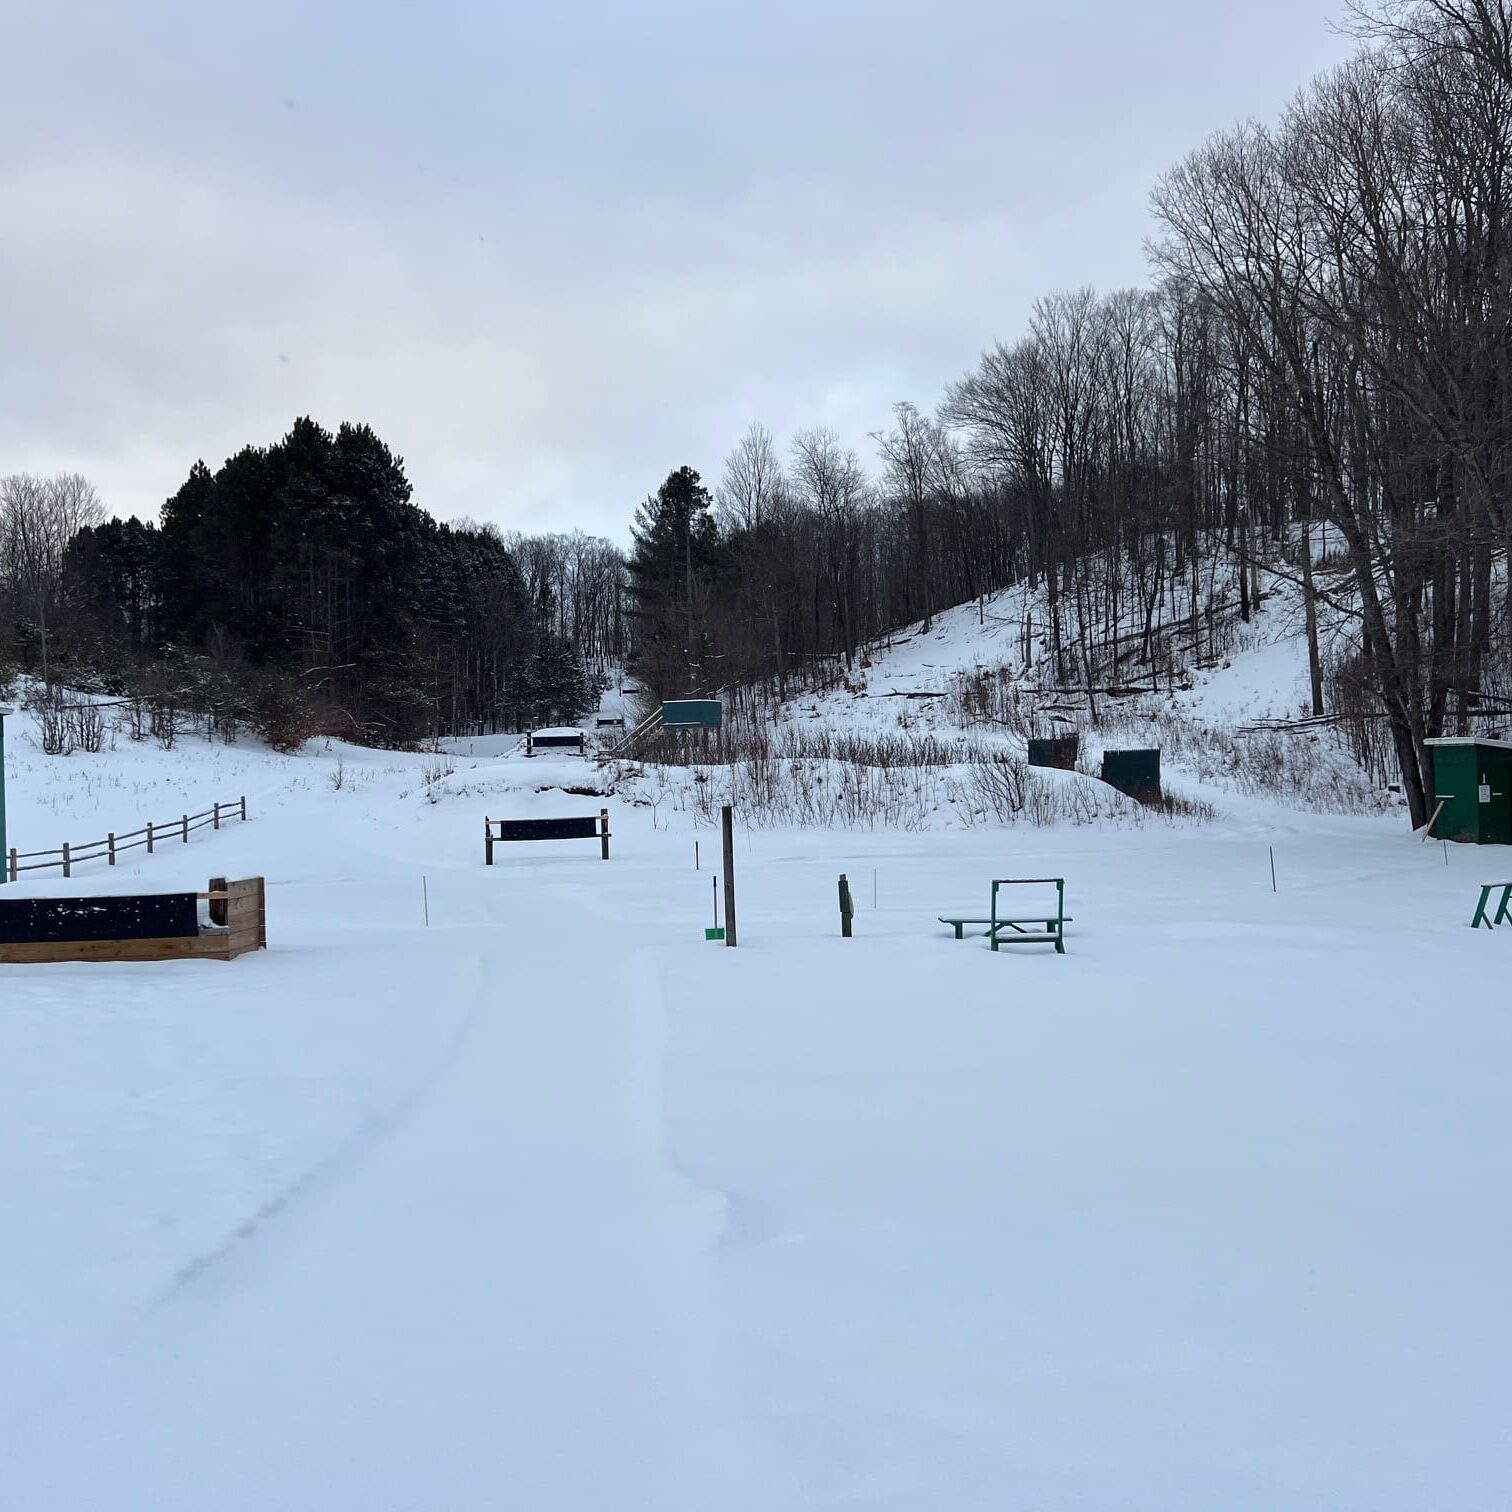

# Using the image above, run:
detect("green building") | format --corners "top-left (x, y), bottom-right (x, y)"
top-left (1425, 737), bottom-right (1512, 844)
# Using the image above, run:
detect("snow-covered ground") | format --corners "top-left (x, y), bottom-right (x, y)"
top-left (0, 625), bottom-right (1508, 1508)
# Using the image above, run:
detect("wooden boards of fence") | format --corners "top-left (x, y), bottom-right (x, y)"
top-left (0, 877), bottom-right (266, 965)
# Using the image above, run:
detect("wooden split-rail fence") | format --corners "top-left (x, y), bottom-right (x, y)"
top-left (7, 796), bottom-right (248, 882)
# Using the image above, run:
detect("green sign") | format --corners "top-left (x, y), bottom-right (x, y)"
top-left (662, 699), bottom-right (723, 730)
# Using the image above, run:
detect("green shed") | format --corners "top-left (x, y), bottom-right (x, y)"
top-left (1425, 737), bottom-right (1512, 844)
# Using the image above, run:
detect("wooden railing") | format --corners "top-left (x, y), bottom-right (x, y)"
top-left (602, 706), bottom-right (664, 761)
top-left (7, 797), bottom-right (248, 881)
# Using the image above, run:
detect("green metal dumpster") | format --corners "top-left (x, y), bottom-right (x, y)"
top-left (1425, 738), bottom-right (1512, 844)
top-left (1101, 748), bottom-right (1162, 805)
top-left (1027, 735), bottom-right (1079, 770)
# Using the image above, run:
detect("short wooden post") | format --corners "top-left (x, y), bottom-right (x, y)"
top-left (721, 804), bottom-right (737, 948)
top-left (213, 802), bottom-right (221, 830)
top-left (485, 819), bottom-right (494, 866)
top-left (239, 796), bottom-right (247, 822)
top-left (7, 849), bottom-right (15, 882)
top-left (209, 875), bottom-right (228, 927)
top-left (146, 821), bottom-right (154, 855)
top-left (182, 813), bottom-right (189, 843)
top-left (838, 873), bottom-right (854, 938)
top-left (62, 842), bottom-right (70, 879)
top-left (600, 808), bottom-right (610, 861)
top-left (108, 832), bottom-right (116, 866)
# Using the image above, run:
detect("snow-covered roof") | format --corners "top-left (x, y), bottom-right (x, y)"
top-left (1424, 736), bottom-right (1512, 753)
top-left (531, 727), bottom-right (585, 739)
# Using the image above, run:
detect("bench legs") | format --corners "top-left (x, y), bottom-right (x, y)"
top-left (1472, 884), bottom-right (1512, 929)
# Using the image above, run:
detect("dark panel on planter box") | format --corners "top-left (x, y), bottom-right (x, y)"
top-left (0, 892), bottom-right (199, 944)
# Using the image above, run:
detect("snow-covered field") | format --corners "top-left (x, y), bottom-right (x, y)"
top-left (1, 631), bottom-right (1509, 1508)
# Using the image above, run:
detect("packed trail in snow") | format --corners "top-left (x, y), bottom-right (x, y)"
top-left (1, 609), bottom-right (1509, 1512)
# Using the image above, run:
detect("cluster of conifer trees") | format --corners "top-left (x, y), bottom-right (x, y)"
top-left (3, 420), bottom-right (602, 745)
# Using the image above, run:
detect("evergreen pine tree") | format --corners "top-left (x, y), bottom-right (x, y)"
top-left (627, 466), bottom-right (722, 698)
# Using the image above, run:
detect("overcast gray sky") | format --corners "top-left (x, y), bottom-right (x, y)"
top-left (1, 0), bottom-right (1355, 539)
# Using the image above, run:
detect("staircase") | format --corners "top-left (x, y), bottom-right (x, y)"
top-left (601, 705), bottom-right (665, 762)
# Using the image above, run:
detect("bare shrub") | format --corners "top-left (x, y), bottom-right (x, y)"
top-left (26, 683), bottom-right (71, 755)
top-left (70, 701), bottom-right (104, 754)
top-left (247, 671), bottom-right (315, 752)
top-left (151, 697), bottom-right (178, 750)
top-left (963, 750), bottom-right (1026, 821)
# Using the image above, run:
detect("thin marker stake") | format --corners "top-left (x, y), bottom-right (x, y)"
top-left (423, 875), bottom-right (430, 927)
top-left (1269, 846), bottom-right (1277, 893)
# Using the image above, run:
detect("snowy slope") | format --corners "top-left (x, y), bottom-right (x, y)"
top-left (771, 574), bottom-right (1314, 734)
top-left (732, 569), bottom-right (1388, 823)
top-left (0, 666), bottom-right (1505, 1508)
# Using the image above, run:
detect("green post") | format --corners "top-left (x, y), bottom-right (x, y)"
top-left (0, 705), bottom-right (10, 884)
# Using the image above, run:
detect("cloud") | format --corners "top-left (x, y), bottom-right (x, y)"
top-left (0, 0), bottom-right (1356, 541)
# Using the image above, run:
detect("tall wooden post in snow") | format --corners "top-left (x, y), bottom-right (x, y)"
top-left (0, 705), bottom-right (10, 885)
top-left (721, 804), bottom-right (737, 948)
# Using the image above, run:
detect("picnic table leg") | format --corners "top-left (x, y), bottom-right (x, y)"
top-left (953, 921), bottom-right (965, 939)
top-left (1472, 885), bottom-right (1494, 928)
top-left (1496, 886), bottom-right (1512, 926)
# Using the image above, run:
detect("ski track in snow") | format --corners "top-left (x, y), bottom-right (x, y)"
top-left (3, 871), bottom-right (774, 1510)
top-left (161, 948), bottom-right (493, 1301)
top-left (2, 619), bottom-right (1510, 1509)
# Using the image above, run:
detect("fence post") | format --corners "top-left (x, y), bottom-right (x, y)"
top-left (7, 849), bottom-right (15, 882)
top-left (600, 808), bottom-right (610, 861)
top-left (182, 813), bottom-right (189, 843)
top-left (62, 842), bottom-right (70, 879)
top-left (721, 804), bottom-right (737, 948)
top-left (240, 796), bottom-right (247, 822)
top-left (146, 821), bottom-right (154, 855)
top-left (213, 802), bottom-right (220, 830)
top-left (209, 875), bottom-right (228, 928)
top-left (838, 873), bottom-right (854, 938)
top-left (485, 819), bottom-right (494, 866)
top-left (108, 833), bottom-right (116, 867)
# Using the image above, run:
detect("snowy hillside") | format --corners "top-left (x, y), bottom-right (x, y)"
top-left (621, 563), bottom-right (1397, 830)
top-left (0, 634), bottom-right (1507, 1509)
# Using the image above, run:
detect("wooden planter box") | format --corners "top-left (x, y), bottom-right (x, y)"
top-left (0, 877), bottom-right (266, 964)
